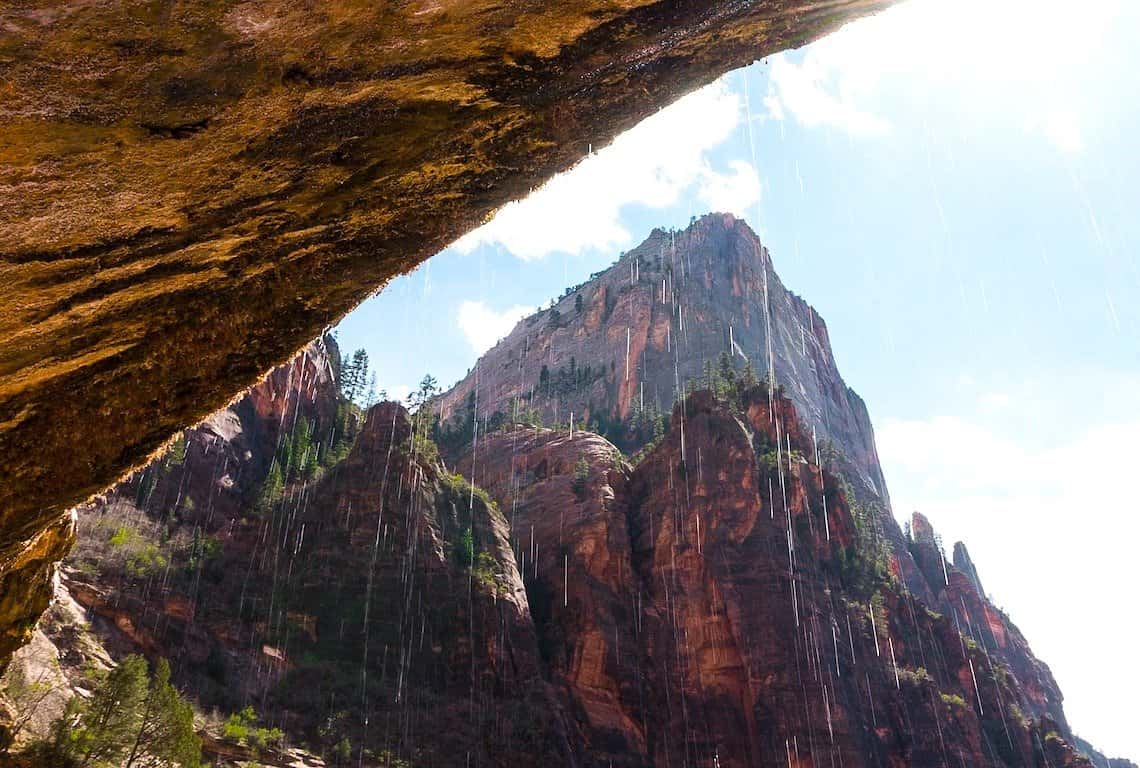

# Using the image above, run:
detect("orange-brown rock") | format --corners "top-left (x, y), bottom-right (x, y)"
top-left (0, 2), bottom-right (895, 674)
top-left (65, 390), bottom-right (572, 764)
top-left (908, 511), bottom-right (1069, 729)
top-left (434, 213), bottom-right (934, 617)
top-left (456, 427), bottom-right (645, 764)
top-left (59, 345), bottom-right (1119, 766)
top-left (454, 388), bottom-right (1105, 767)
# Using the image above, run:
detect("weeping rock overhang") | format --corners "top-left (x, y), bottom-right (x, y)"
top-left (0, 0), bottom-right (892, 666)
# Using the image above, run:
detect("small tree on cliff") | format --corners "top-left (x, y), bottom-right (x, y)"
top-left (122, 659), bottom-right (200, 768)
top-left (40, 654), bottom-right (199, 768)
top-left (408, 374), bottom-right (440, 456)
top-left (716, 352), bottom-right (738, 401)
top-left (339, 348), bottom-right (370, 404)
top-left (362, 373), bottom-right (379, 408)
top-left (739, 360), bottom-right (759, 391)
top-left (571, 457), bottom-right (590, 501)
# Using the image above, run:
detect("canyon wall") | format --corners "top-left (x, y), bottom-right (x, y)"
top-left (51, 368), bottom-right (1114, 766)
top-left (0, 3), bottom-right (894, 671)
top-left (434, 213), bottom-right (929, 598)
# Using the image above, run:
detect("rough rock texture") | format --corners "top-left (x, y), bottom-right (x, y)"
top-left (908, 512), bottom-right (1068, 729)
top-left (53, 336), bottom-right (1127, 766)
top-left (0, 513), bottom-right (74, 679)
top-left (0, 5), bottom-right (895, 672)
top-left (123, 334), bottom-right (341, 528)
top-left (453, 389), bottom-right (1104, 767)
top-left (64, 391), bottom-right (569, 765)
top-left (436, 213), bottom-right (888, 503)
top-left (55, 325), bottom-right (578, 763)
top-left (456, 428), bottom-right (644, 765)
top-left (435, 213), bottom-right (931, 598)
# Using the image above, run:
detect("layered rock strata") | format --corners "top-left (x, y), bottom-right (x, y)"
top-left (0, 4), bottom-right (894, 670)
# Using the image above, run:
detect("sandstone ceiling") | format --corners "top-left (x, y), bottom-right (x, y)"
top-left (0, 0), bottom-right (891, 664)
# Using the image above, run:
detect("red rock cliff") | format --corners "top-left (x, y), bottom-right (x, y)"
top-left (454, 386), bottom-right (1104, 768)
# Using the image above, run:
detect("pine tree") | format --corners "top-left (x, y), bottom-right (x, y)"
top-left (408, 374), bottom-right (440, 444)
top-left (363, 373), bottom-right (379, 408)
top-left (716, 352), bottom-right (737, 400)
top-left (413, 374), bottom-right (439, 407)
top-left (52, 655), bottom-right (147, 766)
top-left (575, 293), bottom-right (584, 314)
top-left (290, 417), bottom-right (314, 479)
top-left (258, 461), bottom-right (283, 513)
top-left (740, 360), bottom-right (759, 390)
top-left (340, 348), bottom-right (370, 403)
top-left (123, 659), bottom-right (201, 768)
top-left (44, 655), bottom-right (200, 768)
top-left (338, 353), bottom-right (357, 402)
top-left (718, 351), bottom-right (736, 389)
top-left (703, 359), bottom-right (717, 393)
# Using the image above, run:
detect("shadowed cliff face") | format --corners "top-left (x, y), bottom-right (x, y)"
top-left (54, 339), bottom-right (1119, 766)
top-left (62, 367), bottom-right (571, 764)
top-left (0, 0), bottom-right (895, 671)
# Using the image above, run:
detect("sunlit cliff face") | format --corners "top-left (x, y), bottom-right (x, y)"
top-left (0, 0), bottom-right (893, 681)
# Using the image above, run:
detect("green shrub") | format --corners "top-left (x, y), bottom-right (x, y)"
top-left (109, 526), bottom-right (134, 548)
top-left (454, 527), bottom-right (475, 567)
top-left (898, 666), bottom-right (932, 685)
top-left (125, 544), bottom-right (167, 579)
top-left (940, 692), bottom-right (967, 708)
top-left (411, 432), bottom-right (439, 465)
top-left (472, 552), bottom-right (503, 594)
top-left (222, 706), bottom-right (257, 744)
top-left (571, 457), bottom-right (590, 500)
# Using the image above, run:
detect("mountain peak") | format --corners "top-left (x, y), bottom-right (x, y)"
top-left (436, 214), bottom-right (879, 501)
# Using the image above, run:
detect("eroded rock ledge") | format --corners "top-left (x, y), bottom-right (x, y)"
top-left (0, 0), bottom-right (890, 667)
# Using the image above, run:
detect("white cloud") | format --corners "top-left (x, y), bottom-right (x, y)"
top-left (1026, 107), bottom-right (1084, 155)
top-left (381, 382), bottom-right (412, 405)
top-left (453, 81), bottom-right (755, 260)
top-left (879, 404), bottom-right (1140, 757)
top-left (697, 159), bottom-right (761, 219)
top-left (764, 53), bottom-right (890, 136)
top-left (760, 0), bottom-right (1125, 150)
top-left (456, 300), bottom-right (530, 354)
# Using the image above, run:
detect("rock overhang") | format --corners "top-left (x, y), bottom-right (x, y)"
top-left (0, 0), bottom-right (894, 667)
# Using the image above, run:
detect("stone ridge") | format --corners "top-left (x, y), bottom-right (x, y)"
top-left (435, 213), bottom-right (889, 506)
top-left (454, 387), bottom-right (1109, 767)
top-left (1, 2), bottom-right (896, 671)
top-left (58, 390), bottom-right (572, 763)
top-left (433, 213), bottom-right (934, 596)
top-left (908, 512), bottom-right (1069, 729)
top-left (0, 0), bottom-right (894, 571)
top-left (45, 342), bottom-right (1131, 767)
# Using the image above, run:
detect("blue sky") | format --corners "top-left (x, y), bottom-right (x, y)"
top-left (335, 0), bottom-right (1140, 754)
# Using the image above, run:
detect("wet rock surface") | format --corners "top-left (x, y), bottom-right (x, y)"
top-left (61, 353), bottom-right (570, 763)
top-left (434, 213), bottom-right (934, 609)
top-left (0, 0), bottom-right (897, 674)
top-left (46, 337), bottom-right (1125, 766)
top-left (0, 5), bottom-right (892, 657)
